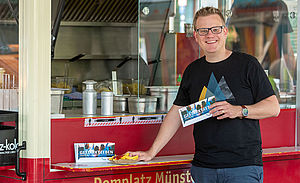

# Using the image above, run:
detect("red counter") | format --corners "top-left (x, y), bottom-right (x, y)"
top-left (50, 147), bottom-right (300, 183)
top-left (0, 109), bottom-right (299, 182)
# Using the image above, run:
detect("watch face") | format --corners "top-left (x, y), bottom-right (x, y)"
top-left (242, 108), bottom-right (248, 117)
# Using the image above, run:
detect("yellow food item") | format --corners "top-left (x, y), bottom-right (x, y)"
top-left (109, 152), bottom-right (138, 161)
top-left (56, 82), bottom-right (72, 94)
top-left (123, 83), bottom-right (146, 95)
top-left (96, 87), bottom-right (111, 93)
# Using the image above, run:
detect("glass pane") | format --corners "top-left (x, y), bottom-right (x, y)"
top-left (139, 0), bottom-right (298, 111)
top-left (139, 0), bottom-right (199, 86)
top-left (138, 0), bottom-right (199, 113)
top-left (226, 0), bottom-right (298, 109)
top-left (0, 0), bottom-right (19, 111)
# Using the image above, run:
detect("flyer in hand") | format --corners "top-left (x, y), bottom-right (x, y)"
top-left (74, 142), bottom-right (115, 162)
top-left (178, 96), bottom-right (216, 127)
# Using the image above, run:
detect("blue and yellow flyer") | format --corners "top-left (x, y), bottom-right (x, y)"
top-left (178, 96), bottom-right (216, 127)
top-left (74, 142), bottom-right (115, 162)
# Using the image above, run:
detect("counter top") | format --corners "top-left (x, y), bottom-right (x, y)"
top-left (59, 108), bottom-right (166, 119)
top-left (262, 146), bottom-right (300, 161)
top-left (51, 154), bottom-right (193, 172)
top-left (51, 146), bottom-right (300, 173)
top-left (52, 113), bottom-right (166, 127)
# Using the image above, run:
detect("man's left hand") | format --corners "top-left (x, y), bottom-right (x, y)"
top-left (209, 101), bottom-right (242, 120)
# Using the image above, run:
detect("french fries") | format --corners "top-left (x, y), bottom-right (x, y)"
top-left (109, 152), bottom-right (138, 161)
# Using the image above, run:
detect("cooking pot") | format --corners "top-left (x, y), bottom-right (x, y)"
top-left (128, 96), bottom-right (157, 114)
top-left (147, 86), bottom-right (179, 113)
top-left (113, 95), bottom-right (129, 113)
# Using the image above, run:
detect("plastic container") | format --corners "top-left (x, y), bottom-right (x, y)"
top-left (51, 77), bottom-right (74, 94)
top-left (51, 88), bottom-right (65, 114)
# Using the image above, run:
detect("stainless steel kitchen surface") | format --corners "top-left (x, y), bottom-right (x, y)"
top-left (49, 0), bottom-right (298, 117)
top-left (50, 0), bottom-right (180, 117)
top-left (52, 25), bottom-right (139, 84)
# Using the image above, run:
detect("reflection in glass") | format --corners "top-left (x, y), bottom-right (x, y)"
top-left (0, 0), bottom-right (19, 111)
top-left (139, 0), bottom-right (198, 86)
top-left (227, 0), bottom-right (297, 108)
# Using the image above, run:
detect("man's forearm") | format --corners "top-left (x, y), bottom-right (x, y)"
top-left (246, 95), bottom-right (280, 119)
top-left (148, 105), bottom-right (182, 157)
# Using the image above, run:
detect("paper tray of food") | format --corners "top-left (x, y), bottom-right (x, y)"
top-left (109, 152), bottom-right (139, 165)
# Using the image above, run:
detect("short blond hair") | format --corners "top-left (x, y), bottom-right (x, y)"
top-left (193, 7), bottom-right (225, 30)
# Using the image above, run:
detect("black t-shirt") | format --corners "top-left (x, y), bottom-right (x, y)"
top-left (174, 51), bottom-right (275, 168)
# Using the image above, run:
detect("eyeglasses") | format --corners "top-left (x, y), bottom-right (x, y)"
top-left (195, 26), bottom-right (224, 36)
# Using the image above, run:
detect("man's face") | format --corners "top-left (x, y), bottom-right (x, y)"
top-left (193, 14), bottom-right (228, 55)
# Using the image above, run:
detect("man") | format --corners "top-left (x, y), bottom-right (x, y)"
top-left (129, 7), bottom-right (280, 183)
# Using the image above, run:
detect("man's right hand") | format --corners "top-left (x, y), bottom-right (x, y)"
top-left (126, 105), bottom-right (183, 162)
top-left (127, 150), bottom-right (155, 162)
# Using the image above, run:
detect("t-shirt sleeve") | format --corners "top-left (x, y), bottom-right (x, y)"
top-left (247, 57), bottom-right (275, 103)
top-left (173, 65), bottom-right (191, 106)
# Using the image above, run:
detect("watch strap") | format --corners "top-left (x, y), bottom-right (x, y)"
top-left (241, 105), bottom-right (248, 118)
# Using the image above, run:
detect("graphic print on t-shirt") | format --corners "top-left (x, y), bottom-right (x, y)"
top-left (199, 72), bottom-right (235, 102)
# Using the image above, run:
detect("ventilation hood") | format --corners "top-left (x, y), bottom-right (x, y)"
top-left (54, 0), bottom-right (138, 23)
top-left (0, 0), bottom-right (18, 23)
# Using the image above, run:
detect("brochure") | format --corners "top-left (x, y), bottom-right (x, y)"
top-left (74, 142), bottom-right (115, 162)
top-left (178, 96), bottom-right (216, 127)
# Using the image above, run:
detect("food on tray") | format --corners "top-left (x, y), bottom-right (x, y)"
top-left (54, 82), bottom-right (72, 94)
top-left (51, 77), bottom-right (74, 94)
top-left (95, 80), bottom-right (123, 95)
top-left (123, 82), bottom-right (146, 95)
top-left (109, 152), bottom-right (139, 164)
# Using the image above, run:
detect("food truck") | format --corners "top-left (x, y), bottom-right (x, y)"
top-left (0, 0), bottom-right (299, 182)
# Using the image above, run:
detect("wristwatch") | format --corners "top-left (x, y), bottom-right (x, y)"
top-left (241, 105), bottom-right (248, 118)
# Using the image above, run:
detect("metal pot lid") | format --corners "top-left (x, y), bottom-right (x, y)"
top-left (128, 96), bottom-right (145, 102)
top-left (147, 86), bottom-right (179, 92)
top-left (101, 91), bottom-right (113, 97)
top-left (114, 96), bottom-right (128, 101)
